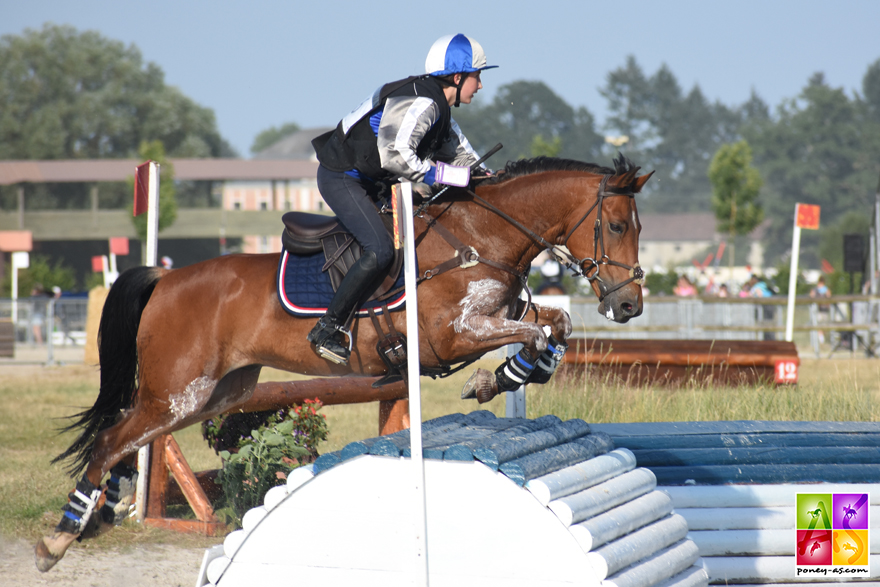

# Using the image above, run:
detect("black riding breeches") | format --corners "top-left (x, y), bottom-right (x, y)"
top-left (316, 165), bottom-right (394, 270)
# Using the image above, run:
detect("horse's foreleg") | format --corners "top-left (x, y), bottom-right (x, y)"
top-left (518, 301), bottom-right (573, 385)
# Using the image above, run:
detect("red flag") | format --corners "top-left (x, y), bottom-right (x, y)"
top-left (796, 203), bottom-right (820, 230)
top-left (92, 256), bottom-right (105, 272)
top-left (134, 161), bottom-right (152, 216)
top-left (109, 237), bottom-right (129, 256)
top-left (821, 259), bottom-right (835, 274)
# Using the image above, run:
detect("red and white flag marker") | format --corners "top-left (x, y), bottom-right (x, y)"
top-left (133, 160), bottom-right (160, 522)
top-left (784, 203), bottom-right (821, 346)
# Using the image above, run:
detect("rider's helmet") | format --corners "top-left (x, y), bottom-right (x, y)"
top-left (425, 34), bottom-right (498, 76)
top-left (425, 34), bottom-right (497, 106)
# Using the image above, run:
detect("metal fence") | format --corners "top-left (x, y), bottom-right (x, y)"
top-left (0, 297), bottom-right (90, 364)
top-left (1, 295), bottom-right (877, 364)
top-left (568, 295), bottom-right (880, 357)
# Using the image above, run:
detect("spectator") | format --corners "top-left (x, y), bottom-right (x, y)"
top-left (811, 275), bottom-right (831, 344)
top-left (717, 284), bottom-right (729, 298)
top-left (673, 275), bottom-right (698, 297)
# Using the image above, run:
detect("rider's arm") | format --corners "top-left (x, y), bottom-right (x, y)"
top-left (376, 95), bottom-right (440, 183)
top-left (434, 118), bottom-right (482, 169)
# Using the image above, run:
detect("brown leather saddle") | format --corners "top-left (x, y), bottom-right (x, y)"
top-left (280, 211), bottom-right (404, 303)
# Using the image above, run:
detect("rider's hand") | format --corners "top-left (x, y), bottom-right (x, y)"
top-left (412, 182), bottom-right (433, 202)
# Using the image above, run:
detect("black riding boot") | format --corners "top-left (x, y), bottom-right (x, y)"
top-left (308, 251), bottom-right (383, 365)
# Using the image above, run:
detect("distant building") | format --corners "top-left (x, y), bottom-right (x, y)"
top-left (225, 127), bottom-right (332, 254)
top-left (637, 212), bottom-right (767, 271)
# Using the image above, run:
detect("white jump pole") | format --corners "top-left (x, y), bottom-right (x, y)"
top-left (135, 161), bottom-right (160, 522)
top-left (785, 203), bottom-right (820, 342)
top-left (399, 181), bottom-right (430, 585)
top-left (784, 222), bottom-right (801, 342)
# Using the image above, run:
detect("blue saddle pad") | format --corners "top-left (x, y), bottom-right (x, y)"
top-left (276, 250), bottom-right (407, 317)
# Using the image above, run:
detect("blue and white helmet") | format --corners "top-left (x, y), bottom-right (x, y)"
top-left (425, 34), bottom-right (498, 77)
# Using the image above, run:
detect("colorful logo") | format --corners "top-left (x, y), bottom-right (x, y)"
top-left (796, 493), bottom-right (870, 575)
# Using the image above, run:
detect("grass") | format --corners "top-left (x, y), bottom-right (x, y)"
top-left (1, 356), bottom-right (877, 551)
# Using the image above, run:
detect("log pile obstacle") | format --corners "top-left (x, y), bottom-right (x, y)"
top-left (142, 376), bottom-right (408, 534)
top-left (592, 420), bottom-right (880, 585)
top-left (562, 339), bottom-right (799, 386)
top-left (197, 411), bottom-right (707, 587)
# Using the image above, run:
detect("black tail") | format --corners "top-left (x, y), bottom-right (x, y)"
top-left (53, 266), bottom-right (164, 477)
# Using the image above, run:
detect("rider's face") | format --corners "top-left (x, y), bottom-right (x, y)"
top-left (456, 71), bottom-right (482, 105)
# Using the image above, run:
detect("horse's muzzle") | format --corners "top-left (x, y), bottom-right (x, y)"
top-left (597, 288), bottom-right (643, 323)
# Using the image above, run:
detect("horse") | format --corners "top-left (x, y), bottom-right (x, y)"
top-left (35, 154), bottom-right (651, 571)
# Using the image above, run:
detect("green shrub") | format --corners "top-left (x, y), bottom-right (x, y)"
top-left (206, 399), bottom-right (329, 527)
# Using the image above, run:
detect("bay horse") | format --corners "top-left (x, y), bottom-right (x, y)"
top-left (36, 155), bottom-right (651, 571)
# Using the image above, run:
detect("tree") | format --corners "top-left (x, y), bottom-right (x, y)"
top-left (743, 72), bottom-right (880, 264)
top-left (531, 135), bottom-right (562, 157)
top-left (0, 24), bottom-right (234, 160)
top-left (1, 255), bottom-right (76, 297)
top-left (453, 80), bottom-right (604, 164)
top-left (130, 141), bottom-right (177, 261)
top-left (709, 140), bottom-right (763, 274)
top-left (251, 122), bottom-right (301, 154)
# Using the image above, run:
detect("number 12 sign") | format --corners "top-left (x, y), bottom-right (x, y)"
top-left (775, 359), bottom-right (799, 384)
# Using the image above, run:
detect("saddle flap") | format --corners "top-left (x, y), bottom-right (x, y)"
top-left (322, 213), bottom-right (404, 302)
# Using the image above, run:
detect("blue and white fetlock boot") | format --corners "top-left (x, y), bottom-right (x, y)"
top-left (100, 463), bottom-right (138, 526)
top-left (57, 476), bottom-right (103, 536)
top-left (526, 334), bottom-right (569, 385)
top-left (494, 348), bottom-right (537, 392)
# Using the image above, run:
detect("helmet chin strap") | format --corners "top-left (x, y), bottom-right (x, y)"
top-left (453, 72), bottom-right (468, 107)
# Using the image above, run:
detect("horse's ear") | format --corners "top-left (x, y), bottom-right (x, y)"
top-left (608, 166), bottom-right (640, 190)
top-left (632, 170), bottom-right (655, 193)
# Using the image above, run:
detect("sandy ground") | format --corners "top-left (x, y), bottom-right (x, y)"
top-left (2, 535), bottom-right (207, 587)
top-left (0, 346), bottom-right (212, 586)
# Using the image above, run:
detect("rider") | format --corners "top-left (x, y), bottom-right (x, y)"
top-left (307, 33), bottom-right (497, 364)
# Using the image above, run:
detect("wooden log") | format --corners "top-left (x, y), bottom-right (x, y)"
top-left (586, 514), bottom-right (689, 579)
top-left (240, 377), bottom-right (407, 413)
top-left (560, 339), bottom-right (799, 385)
top-left (145, 434), bottom-right (170, 519)
top-left (570, 490), bottom-right (673, 552)
top-left (678, 505), bottom-right (880, 531)
top-left (526, 448), bottom-right (637, 506)
top-left (609, 431), bottom-right (880, 450)
top-left (662, 483), bottom-right (880, 509)
top-left (163, 435), bottom-right (218, 523)
top-left (549, 468), bottom-right (657, 527)
top-left (496, 433), bottom-right (614, 486)
top-left (165, 469), bottom-right (223, 506)
top-left (632, 446), bottom-right (880, 467)
top-left (651, 566), bottom-right (708, 587)
top-left (703, 555), bottom-right (880, 583)
top-left (603, 540), bottom-right (700, 587)
top-left (652, 463), bottom-right (880, 485)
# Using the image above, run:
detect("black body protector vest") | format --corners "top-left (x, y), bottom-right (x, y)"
top-left (312, 75), bottom-right (452, 181)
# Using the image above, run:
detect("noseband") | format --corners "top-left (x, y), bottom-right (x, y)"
top-left (554, 175), bottom-right (644, 302)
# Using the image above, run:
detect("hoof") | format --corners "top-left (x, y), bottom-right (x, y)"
top-left (34, 531), bottom-right (77, 572)
top-left (461, 369), bottom-right (499, 404)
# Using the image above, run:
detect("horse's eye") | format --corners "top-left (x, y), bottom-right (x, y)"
top-left (609, 222), bottom-right (624, 234)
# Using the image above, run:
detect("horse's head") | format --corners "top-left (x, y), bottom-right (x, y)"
top-left (558, 155), bottom-right (653, 323)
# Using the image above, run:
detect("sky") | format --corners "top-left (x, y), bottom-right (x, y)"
top-left (3, 0), bottom-right (880, 158)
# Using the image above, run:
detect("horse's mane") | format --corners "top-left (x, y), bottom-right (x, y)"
top-left (482, 153), bottom-right (638, 187)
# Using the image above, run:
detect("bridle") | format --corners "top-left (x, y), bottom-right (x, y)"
top-left (461, 174), bottom-right (644, 303)
top-left (553, 175), bottom-right (645, 302)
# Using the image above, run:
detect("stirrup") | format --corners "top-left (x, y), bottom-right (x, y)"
top-left (308, 319), bottom-right (352, 365)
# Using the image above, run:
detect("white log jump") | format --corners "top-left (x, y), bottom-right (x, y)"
top-left (196, 412), bottom-right (706, 587)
